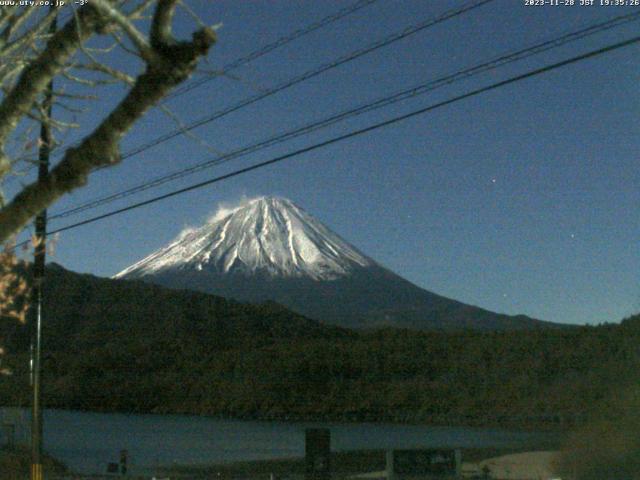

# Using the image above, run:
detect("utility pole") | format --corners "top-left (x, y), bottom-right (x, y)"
top-left (31, 6), bottom-right (57, 480)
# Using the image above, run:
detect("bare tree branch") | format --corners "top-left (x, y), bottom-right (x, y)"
top-left (0, 6), bottom-right (109, 159)
top-left (0, 2), bottom-right (216, 243)
top-left (0, 8), bottom-right (58, 59)
top-left (127, 0), bottom-right (157, 20)
top-left (151, 0), bottom-right (178, 48)
top-left (91, 0), bottom-right (157, 63)
top-left (75, 62), bottom-right (135, 85)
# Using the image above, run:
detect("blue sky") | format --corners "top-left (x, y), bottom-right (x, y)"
top-left (7, 0), bottom-right (640, 326)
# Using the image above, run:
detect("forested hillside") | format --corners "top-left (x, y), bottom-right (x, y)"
top-left (1, 265), bottom-right (638, 428)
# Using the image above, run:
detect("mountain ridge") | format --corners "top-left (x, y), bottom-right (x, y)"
top-left (2, 262), bottom-right (630, 427)
top-left (116, 196), bottom-right (558, 331)
top-left (116, 196), bottom-right (373, 281)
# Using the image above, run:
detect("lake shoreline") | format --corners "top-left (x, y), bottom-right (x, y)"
top-left (159, 446), bottom-right (564, 479)
top-left (0, 408), bottom-right (565, 476)
top-left (3, 403), bottom-right (575, 433)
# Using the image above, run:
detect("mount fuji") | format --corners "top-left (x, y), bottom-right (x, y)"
top-left (115, 196), bottom-right (553, 330)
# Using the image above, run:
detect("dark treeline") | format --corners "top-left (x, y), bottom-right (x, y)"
top-left (1, 265), bottom-right (639, 428)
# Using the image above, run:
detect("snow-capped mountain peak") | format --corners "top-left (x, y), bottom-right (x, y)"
top-left (115, 196), bottom-right (374, 281)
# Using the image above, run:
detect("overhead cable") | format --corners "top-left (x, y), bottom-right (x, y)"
top-left (118, 0), bottom-right (496, 161)
top-left (168, 0), bottom-right (380, 99)
top-left (49, 10), bottom-right (640, 221)
top-left (40, 34), bottom-right (640, 239)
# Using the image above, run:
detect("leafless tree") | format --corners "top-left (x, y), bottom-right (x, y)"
top-left (0, 0), bottom-right (216, 242)
top-left (0, 0), bottom-right (216, 373)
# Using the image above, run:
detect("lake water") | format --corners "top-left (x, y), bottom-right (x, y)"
top-left (1, 409), bottom-right (551, 475)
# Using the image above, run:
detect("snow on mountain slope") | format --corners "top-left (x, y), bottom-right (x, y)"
top-left (114, 196), bottom-right (557, 331)
top-left (115, 196), bottom-right (374, 281)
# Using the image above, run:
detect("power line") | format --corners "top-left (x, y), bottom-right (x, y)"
top-left (11, 0), bottom-right (491, 185)
top-left (49, 10), bottom-right (640, 221)
top-left (117, 0), bottom-right (496, 161)
top-left (168, 0), bottom-right (380, 99)
top-left (39, 33), bottom-right (640, 240)
top-left (4, 0), bottom-right (380, 180)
